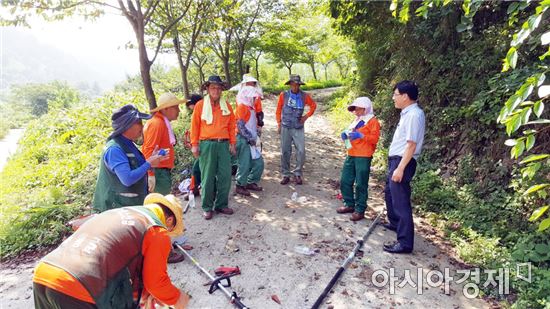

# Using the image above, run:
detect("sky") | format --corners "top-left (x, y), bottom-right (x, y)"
top-left (2, 8), bottom-right (178, 92)
top-left (29, 11), bottom-right (140, 78)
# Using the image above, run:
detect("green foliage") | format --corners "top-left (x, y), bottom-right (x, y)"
top-left (0, 120), bottom-right (10, 140)
top-left (263, 80), bottom-right (343, 94)
top-left (511, 265), bottom-right (550, 309)
top-left (0, 88), bottom-right (134, 258)
top-left (412, 169), bottom-right (459, 212)
top-left (0, 81), bottom-right (81, 139)
top-left (329, 1), bottom-right (549, 306)
top-left (449, 227), bottom-right (509, 267)
top-left (9, 80), bottom-right (81, 117)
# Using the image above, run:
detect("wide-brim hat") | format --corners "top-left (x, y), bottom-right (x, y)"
top-left (285, 74), bottom-right (306, 85)
top-left (150, 93), bottom-right (186, 113)
top-left (229, 74), bottom-right (260, 92)
top-left (186, 94), bottom-right (203, 107)
top-left (347, 97), bottom-right (373, 113)
top-left (144, 193), bottom-right (184, 237)
top-left (108, 104), bottom-right (151, 140)
top-left (201, 75), bottom-right (229, 91)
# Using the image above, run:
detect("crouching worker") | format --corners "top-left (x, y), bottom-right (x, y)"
top-left (33, 193), bottom-right (190, 309)
top-left (337, 97), bottom-right (380, 221)
top-left (234, 83), bottom-right (265, 196)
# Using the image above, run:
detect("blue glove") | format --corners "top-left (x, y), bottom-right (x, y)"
top-left (341, 132), bottom-right (348, 140)
top-left (348, 131), bottom-right (364, 141)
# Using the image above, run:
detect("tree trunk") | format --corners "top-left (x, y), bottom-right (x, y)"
top-left (310, 62), bottom-right (317, 80)
top-left (223, 58), bottom-right (231, 86)
top-left (254, 52), bottom-right (262, 80)
top-left (237, 46), bottom-right (245, 79)
top-left (198, 69), bottom-right (205, 88)
top-left (136, 28), bottom-right (156, 110)
top-left (324, 64), bottom-right (329, 81)
top-left (173, 34), bottom-right (190, 98)
top-left (120, 1), bottom-right (156, 110)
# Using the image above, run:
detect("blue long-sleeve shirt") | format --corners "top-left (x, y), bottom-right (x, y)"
top-left (103, 144), bottom-right (150, 187)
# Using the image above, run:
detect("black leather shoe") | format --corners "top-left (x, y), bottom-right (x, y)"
top-left (382, 223), bottom-right (397, 232)
top-left (383, 241), bottom-right (398, 249)
top-left (383, 242), bottom-right (412, 254)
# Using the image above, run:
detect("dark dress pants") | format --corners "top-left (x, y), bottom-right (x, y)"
top-left (384, 156), bottom-right (417, 250)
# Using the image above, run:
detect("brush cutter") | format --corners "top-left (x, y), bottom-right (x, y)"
top-left (173, 241), bottom-right (250, 309)
top-left (311, 210), bottom-right (384, 309)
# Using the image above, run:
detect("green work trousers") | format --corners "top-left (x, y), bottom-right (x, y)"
top-left (152, 168), bottom-right (172, 195)
top-left (34, 283), bottom-right (97, 309)
top-left (199, 140), bottom-right (231, 211)
top-left (340, 156), bottom-right (372, 213)
top-left (236, 135), bottom-right (264, 186)
top-left (192, 159), bottom-right (201, 188)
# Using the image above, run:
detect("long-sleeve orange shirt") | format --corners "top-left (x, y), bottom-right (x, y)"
top-left (236, 98), bottom-right (262, 125)
top-left (190, 99), bottom-right (236, 146)
top-left (275, 91), bottom-right (317, 125)
top-left (254, 97), bottom-right (263, 114)
top-left (142, 113), bottom-right (175, 176)
top-left (33, 226), bottom-right (180, 305)
top-left (235, 104), bottom-right (253, 123)
top-left (347, 117), bottom-right (381, 157)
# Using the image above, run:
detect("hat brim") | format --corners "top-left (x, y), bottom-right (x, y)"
top-left (348, 104), bottom-right (368, 112)
top-left (201, 81), bottom-right (229, 91)
top-left (150, 98), bottom-right (186, 113)
top-left (137, 111), bottom-right (152, 119)
top-left (108, 111), bottom-right (151, 139)
top-left (285, 80), bottom-right (306, 85)
top-left (144, 193), bottom-right (184, 237)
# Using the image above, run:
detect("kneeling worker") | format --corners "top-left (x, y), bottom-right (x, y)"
top-left (33, 193), bottom-right (190, 309)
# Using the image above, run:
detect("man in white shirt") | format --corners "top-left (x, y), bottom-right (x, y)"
top-left (383, 80), bottom-right (425, 254)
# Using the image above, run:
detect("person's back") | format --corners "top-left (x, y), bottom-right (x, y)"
top-left (34, 194), bottom-right (189, 308)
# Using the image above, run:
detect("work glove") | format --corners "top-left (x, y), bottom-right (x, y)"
top-left (340, 132), bottom-right (348, 140)
top-left (348, 131), bottom-right (364, 141)
top-left (256, 111), bottom-right (264, 127)
top-left (148, 176), bottom-right (156, 192)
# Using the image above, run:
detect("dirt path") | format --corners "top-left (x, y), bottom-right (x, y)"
top-left (0, 88), bottom-right (488, 309)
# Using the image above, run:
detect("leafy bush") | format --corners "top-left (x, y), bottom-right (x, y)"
top-left (0, 84), bottom-right (201, 258)
top-left (263, 79), bottom-right (343, 94)
top-left (0, 120), bottom-right (9, 140)
top-left (0, 91), bottom-right (135, 259)
top-left (449, 227), bottom-right (509, 267)
top-left (412, 169), bottom-right (459, 212)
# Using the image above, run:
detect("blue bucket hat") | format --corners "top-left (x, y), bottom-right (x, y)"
top-left (108, 104), bottom-right (151, 140)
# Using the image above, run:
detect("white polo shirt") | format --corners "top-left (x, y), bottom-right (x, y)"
top-left (388, 103), bottom-right (425, 159)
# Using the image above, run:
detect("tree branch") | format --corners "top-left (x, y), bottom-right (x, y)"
top-left (150, 11), bottom-right (186, 64)
top-left (144, 0), bottom-right (161, 25)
